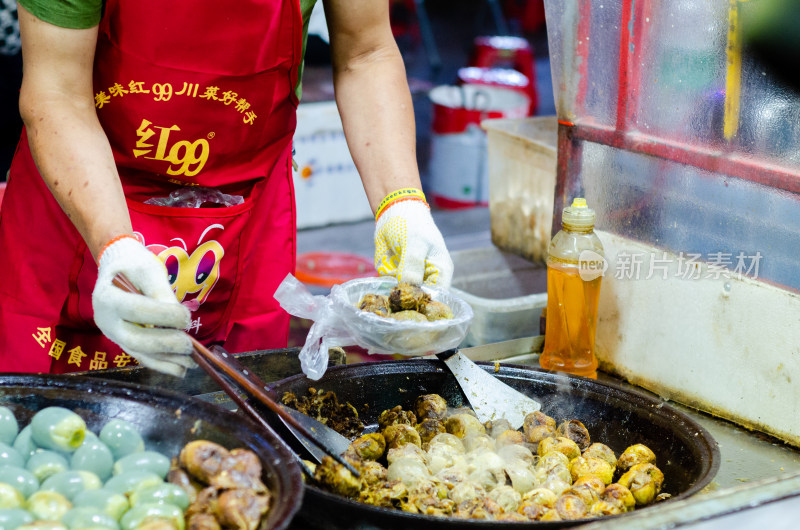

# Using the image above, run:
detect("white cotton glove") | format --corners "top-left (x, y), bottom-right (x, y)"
top-left (92, 236), bottom-right (194, 377)
top-left (374, 193), bottom-right (454, 289)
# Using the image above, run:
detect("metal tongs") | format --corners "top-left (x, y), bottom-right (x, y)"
top-left (113, 275), bottom-right (357, 477)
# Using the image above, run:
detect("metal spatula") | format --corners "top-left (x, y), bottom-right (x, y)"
top-left (436, 349), bottom-right (541, 429)
top-left (278, 404), bottom-right (352, 463)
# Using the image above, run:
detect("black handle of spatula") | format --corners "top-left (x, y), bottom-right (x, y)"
top-left (435, 349), bottom-right (458, 362)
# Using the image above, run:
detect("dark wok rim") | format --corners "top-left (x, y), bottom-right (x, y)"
top-left (268, 359), bottom-right (721, 526)
top-left (0, 373), bottom-right (305, 530)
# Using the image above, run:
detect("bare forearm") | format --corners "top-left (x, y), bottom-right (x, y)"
top-left (18, 5), bottom-right (130, 261)
top-left (22, 97), bottom-right (131, 260)
top-left (333, 45), bottom-right (421, 212)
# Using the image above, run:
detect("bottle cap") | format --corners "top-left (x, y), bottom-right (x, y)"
top-left (562, 197), bottom-right (595, 230)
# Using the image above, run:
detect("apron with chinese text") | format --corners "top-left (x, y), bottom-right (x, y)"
top-left (0, 0), bottom-right (302, 373)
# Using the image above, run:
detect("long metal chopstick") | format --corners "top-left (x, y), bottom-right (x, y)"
top-left (188, 350), bottom-right (316, 478)
top-left (190, 341), bottom-right (359, 476)
top-left (112, 275), bottom-right (358, 476)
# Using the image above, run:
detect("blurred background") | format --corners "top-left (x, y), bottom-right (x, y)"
top-left (294, 0), bottom-right (554, 221)
top-left (288, 0), bottom-right (557, 351)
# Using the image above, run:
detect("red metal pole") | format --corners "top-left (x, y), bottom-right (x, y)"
top-left (626, 0), bottom-right (649, 127)
top-left (616, 0), bottom-right (648, 129)
top-left (568, 119), bottom-right (800, 194)
top-left (554, 121), bottom-right (572, 233)
top-left (615, 0), bottom-right (635, 131)
top-left (575, 0), bottom-right (592, 116)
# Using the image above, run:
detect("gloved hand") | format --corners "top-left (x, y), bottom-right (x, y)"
top-left (374, 188), bottom-right (454, 289)
top-left (92, 236), bottom-right (194, 377)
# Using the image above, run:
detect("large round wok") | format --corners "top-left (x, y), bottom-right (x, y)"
top-left (0, 374), bottom-right (304, 530)
top-left (264, 359), bottom-right (719, 529)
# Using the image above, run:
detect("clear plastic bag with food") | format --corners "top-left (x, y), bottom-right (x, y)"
top-left (144, 186), bottom-right (244, 208)
top-left (273, 275), bottom-right (473, 380)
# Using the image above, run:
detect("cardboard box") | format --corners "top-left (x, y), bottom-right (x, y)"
top-left (293, 102), bottom-right (373, 229)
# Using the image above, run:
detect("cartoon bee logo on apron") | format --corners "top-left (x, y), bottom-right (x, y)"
top-left (136, 224), bottom-right (225, 311)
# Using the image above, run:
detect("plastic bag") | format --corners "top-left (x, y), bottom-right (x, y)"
top-left (273, 274), bottom-right (474, 380)
top-left (273, 274), bottom-right (356, 380)
top-left (144, 186), bottom-right (244, 208)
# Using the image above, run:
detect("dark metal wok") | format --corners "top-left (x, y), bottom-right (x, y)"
top-left (0, 374), bottom-right (304, 530)
top-left (263, 359), bottom-right (720, 529)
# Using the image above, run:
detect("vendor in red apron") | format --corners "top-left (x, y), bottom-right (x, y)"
top-left (0, 0), bottom-right (453, 376)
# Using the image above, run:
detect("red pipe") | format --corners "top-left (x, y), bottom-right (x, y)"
top-left (626, 0), bottom-right (651, 125)
top-left (568, 119), bottom-right (800, 194)
top-left (575, 0), bottom-right (592, 115)
top-left (553, 122), bottom-right (572, 234)
top-left (553, 120), bottom-right (587, 236)
top-left (615, 0), bottom-right (635, 131)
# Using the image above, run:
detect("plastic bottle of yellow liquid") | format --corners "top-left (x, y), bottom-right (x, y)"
top-left (540, 198), bottom-right (605, 379)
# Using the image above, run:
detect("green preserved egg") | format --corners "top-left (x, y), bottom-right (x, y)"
top-left (61, 506), bottom-right (120, 529)
top-left (30, 408), bottom-right (86, 453)
top-left (0, 465), bottom-right (39, 498)
top-left (0, 407), bottom-right (19, 446)
top-left (13, 426), bottom-right (39, 462)
top-left (40, 470), bottom-right (101, 501)
top-left (0, 442), bottom-right (25, 468)
top-left (112, 452), bottom-right (170, 480)
top-left (103, 471), bottom-right (162, 497)
top-left (119, 502), bottom-right (183, 530)
top-left (71, 438), bottom-right (114, 482)
top-left (72, 489), bottom-right (129, 522)
top-left (98, 421), bottom-right (144, 460)
top-left (129, 483), bottom-right (190, 511)
top-left (26, 490), bottom-right (72, 522)
top-left (17, 521), bottom-right (69, 529)
top-left (26, 451), bottom-right (69, 482)
top-left (0, 507), bottom-right (35, 528)
top-left (0, 482), bottom-right (25, 509)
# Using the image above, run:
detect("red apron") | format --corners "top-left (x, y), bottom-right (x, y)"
top-left (0, 0), bottom-right (302, 373)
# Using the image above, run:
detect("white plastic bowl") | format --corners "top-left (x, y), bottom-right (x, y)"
top-left (330, 277), bottom-right (474, 356)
